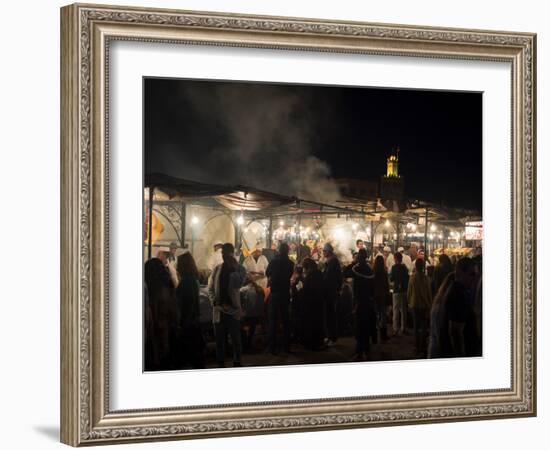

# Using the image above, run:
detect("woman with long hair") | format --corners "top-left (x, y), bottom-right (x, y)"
top-left (175, 252), bottom-right (205, 369)
top-left (144, 257), bottom-right (177, 370)
top-left (407, 257), bottom-right (433, 357)
top-left (373, 254), bottom-right (390, 341)
top-left (301, 257), bottom-right (326, 350)
top-left (428, 271), bottom-right (455, 358)
top-left (433, 254), bottom-right (453, 295)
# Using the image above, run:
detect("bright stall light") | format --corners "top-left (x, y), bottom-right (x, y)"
top-left (236, 215), bottom-right (244, 225)
top-left (191, 216), bottom-right (199, 225)
top-left (385, 219), bottom-right (391, 227)
top-left (430, 224), bottom-right (437, 232)
top-left (279, 220), bottom-right (285, 226)
top-left (352, 223), bottom-right (359, 231)
top-left (334, 228), bottom-right (345, 240)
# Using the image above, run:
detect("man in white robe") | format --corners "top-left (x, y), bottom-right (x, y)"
top-left (242, 247), bottom-right (269, 288)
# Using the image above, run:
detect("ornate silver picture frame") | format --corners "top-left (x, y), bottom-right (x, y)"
top-left (60, 3), bottom-right (536, 446)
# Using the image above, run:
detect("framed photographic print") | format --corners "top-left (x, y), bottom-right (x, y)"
top-left (60, 3), bottom-right (537, 446)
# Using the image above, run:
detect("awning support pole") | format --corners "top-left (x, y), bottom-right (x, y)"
top-left (267, 216), bottom-right (273, 249)
top-left (370, 220), bottom-right (374, 256)
top-left (147, 186), bottom-right (154, 260)
top-left (396, 221), bottom-right (400, 250)
top-left (424, 207), bottom-right (429, 255)
top-left (180, 202), bottom-right (186, 248)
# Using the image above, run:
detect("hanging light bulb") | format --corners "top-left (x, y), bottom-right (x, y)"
top-left (237, 215), bottom-right (244, 225)
top-left (191, 216), bottom-right (199, 225)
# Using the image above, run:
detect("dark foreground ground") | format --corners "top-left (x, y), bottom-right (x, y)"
top-left (204, 325), bottom-right (423, 369)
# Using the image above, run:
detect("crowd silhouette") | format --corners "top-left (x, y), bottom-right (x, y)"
top-left (144, 240), bottom-right (482, 370)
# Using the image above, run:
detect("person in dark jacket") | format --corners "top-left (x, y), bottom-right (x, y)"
top-left (446, 257), bottom-right (479, 357)
top-left (390, 251), bottom-right (409, 336)
top-left (373, 254), bottom-right (390, 342)
top-left (301, 257), bottom-right (326, 350)
top-left (175, 252), bottom-right (205, 369)
top-left (322, 243), bottom-right (343, 346)
top-left (348, 248), bottom-right (376, 360)
top-left (428, 272), bottom-right (455, 358)
top-left (265, 242), bottom-right (295, 354)
top-left (144, 258), bottom-right (178, 370)
top-left (208, 243), bottom-right (247, 367)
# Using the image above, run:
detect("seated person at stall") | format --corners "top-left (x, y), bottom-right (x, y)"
top-left (242, 247), bottom-right (269, 289)
top-left (239, 276), bottom-right (265, 352)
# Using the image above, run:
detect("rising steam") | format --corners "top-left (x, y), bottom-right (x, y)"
top-left (147, 80), bottom-right (341, 204)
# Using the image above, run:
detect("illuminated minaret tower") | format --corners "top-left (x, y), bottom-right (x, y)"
top-left (380, 147), bottom-right (404, 200)
top-left (386, 147), bottom-right (400, 178)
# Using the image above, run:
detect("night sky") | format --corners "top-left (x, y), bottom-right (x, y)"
top-left (145, 78), bottom-right (482, 211)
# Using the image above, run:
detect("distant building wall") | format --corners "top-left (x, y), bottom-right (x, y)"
top-left (380, 175), bottom-right (405, 200)
top-left (335, 178), bottom-right (378, 199)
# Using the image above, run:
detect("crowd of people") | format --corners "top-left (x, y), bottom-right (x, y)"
top-left (144, 238), bottom-right (482, 371)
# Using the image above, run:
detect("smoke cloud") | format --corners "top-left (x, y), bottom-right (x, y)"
top-left (146, 80), bottom-right (341, 204)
